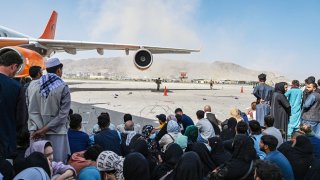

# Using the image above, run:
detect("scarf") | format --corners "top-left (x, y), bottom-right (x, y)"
top-left (97, 151), bottom-right (124, 180)
top-left (167, 121), bottom-right (180, 133)
top-left (39, 73), bottom-right (64, 98)
top-left (125, 131), bottom-right (137, 146)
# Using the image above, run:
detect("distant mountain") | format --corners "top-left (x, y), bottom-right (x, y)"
top-left (61, 57), bottom-right (288, 82)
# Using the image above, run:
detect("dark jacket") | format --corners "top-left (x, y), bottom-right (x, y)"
top-left (67, 129), bottom-right (89, 155)
top-left (302, 92), bottom-right (320, 122)
top-left (94, 128), bottom-right (121, 155)
top-left (0, 74), bottom-right (25, 159)
top-left (206, 113), bottom-right (221, 135)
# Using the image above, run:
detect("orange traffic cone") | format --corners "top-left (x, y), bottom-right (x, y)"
top-left (164, 86), bottom-right (168, 96)
top-left (240, 86), bottom-right (244, 93)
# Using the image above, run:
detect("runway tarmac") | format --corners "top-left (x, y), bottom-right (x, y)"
top-left (68, 79), bottom-right (256, 132)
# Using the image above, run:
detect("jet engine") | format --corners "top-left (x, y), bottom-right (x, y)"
top-left (0, 46), bottom-right (45, 77)
top-left (133, 49), bottom-right (153, 70)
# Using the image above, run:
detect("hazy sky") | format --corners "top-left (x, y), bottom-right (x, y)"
top-left (1, 0), bottom-right (319, 79)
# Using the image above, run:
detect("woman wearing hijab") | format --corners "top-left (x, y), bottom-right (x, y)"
top-left (271, 82), bottom-right (291, 140)
top-left (24, 140), bottom-right (76, 179)
top-left (186, 143), bottom-right (216, 178)
top-left (208, 136), bottom-right (232, 166)
top-left (131, 139), bottom-right (157, 176)
top-left (124, 152), bottom-right (150, 180)
top-left (184, 125), bottom-right (198, 143)
top-left (97, 151), bottom-right (124, 180)
top-left (78, 166), bottom-right (101, 180)
top-left (213, 134), bottom-right (256, 180)
top-left (220, 117), bottom-right (237, 141)
top-left (152, 143), bottom-right (183, 180)
top-left (165, 151), bottom-right (204, 180)
top-left (14, 152), bottom-right (51, 179)
top-left (14, 167), bottom-right (50, 180)
top-left (159, 121), bottom-right (182, 152)
top-left (280, 135), bottom-right (314, 180)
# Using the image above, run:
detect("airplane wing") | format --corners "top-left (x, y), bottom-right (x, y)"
top-left (0, 37), bottom-right (200, 55)
top-left (34, 39), bottom-right (200, 55)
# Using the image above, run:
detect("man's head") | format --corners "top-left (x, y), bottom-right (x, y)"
top-left (123, 113), bottom-right (132, 123)
top-left (174, 108), bottom-right (183, 115)
top-left (0, 48), bottom-right (23, 77)
top-left (291, 80), bottom-right (300, 88)
top-left (260, 135), bottom-right (278, 153)
top-left (98, 113), bottom-right (110, 129)
top-left (258, 73), bottom-right (266, 82)
top-left (196, 110), bottom-right (205, 120)
top-left (45, 58), bottom-right (63, 77)
top-left (251, 102), bottom-right (257, 111)
top-left (249, 120), bottom-right (261, 134)
top-left (69, 113), bottom-right (82, 130)
top-left (254, 160), bottom-right (282, 180)
top-left (236, 120), bottom-right (248, 134)
top-left (264, 115), bottom-right (274, 128)
top-left (299, 123), bottom-right (313, 135)
top-left (203, 105), bottom-right (211, 112)
top-left (156, 114), bottom-right (166, 125)
top-left (306, 83), bottom-right (317, 93)
top-left (124, 120), bottom-right (134, 131)
top-left (84, 145), bottom-right (103, 161)
top-left (29, 66), bottom-right (42, 80)
top-left (307, 76), bottom-right (316, 84)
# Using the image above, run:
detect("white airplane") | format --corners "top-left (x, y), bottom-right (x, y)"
top-left (0, 11), bottom-right (199, 77)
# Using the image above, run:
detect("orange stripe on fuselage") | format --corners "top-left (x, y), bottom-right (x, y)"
top-left (0, 39), bottom-right (29, 48)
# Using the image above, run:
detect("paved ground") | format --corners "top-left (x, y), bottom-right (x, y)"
top-left (68, 80), bottom-right (256, 133)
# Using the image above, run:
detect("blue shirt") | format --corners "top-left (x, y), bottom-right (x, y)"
top-left (68, 129), bottom-right (89, 154)
top-left (308, 135), bottom-right (320, 159)
top-left (250, 134), bottom-right (266, 160)
top-left (265, 150), bottom-right (294, 180)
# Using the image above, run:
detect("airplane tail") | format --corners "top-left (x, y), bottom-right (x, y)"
top-left (39, 11), bottom-right (58, 39)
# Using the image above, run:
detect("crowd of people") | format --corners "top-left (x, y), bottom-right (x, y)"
top-left (1, 49), bottom-right (320, 180)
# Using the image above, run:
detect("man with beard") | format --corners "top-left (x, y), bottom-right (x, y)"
top-left (301, 82), bottom-right (320, 137)
top-left (260, 135), bottom-right (294, 180)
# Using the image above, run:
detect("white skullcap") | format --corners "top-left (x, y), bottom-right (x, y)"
top-left (45, 58), bottom-right (61, 68)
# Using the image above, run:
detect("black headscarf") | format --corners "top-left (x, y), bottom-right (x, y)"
top-left (153, 143), bottom-right (183, 180)
top-left (275, 82), bottom-right (287, 94)
top-left (124, 152), bottom-right (150, 180)
top-left (168, 152), bottom-right (204, 180)
top-left (231, 134), bottom-right (256, 162)
top-left (131, 139), bottom-right (149, 158)
top-left (131, 139), bottom-right (157, 175)
top-left (14, 152), bottom-right (51, 178)
top-left (288, 135), bottom-right (314, 180)
top-left (220, 117), bottom-right (237, 141)
top-left (164, 143), bottom-right (183, 166)
top-left (187, 143), bottom-right (216, 176)
top-left (208, 136), bottom-right (232, 166)
top-left (0, 159), bottom-right (14, 180)
top-left (294, 135), bottom-right (313, 154)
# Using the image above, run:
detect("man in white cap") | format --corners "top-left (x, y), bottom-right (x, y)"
top-left (26, 57), bottom-right (71, 163)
